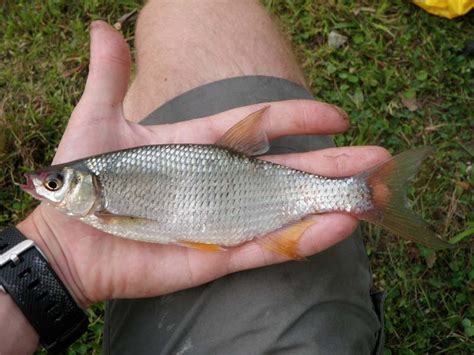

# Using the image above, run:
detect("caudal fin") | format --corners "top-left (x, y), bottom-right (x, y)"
top-left (360, 147), bottom-right (453, 249)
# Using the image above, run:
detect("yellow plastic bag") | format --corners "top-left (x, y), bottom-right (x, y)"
top-left (412, 0), bottom-right (474, 19)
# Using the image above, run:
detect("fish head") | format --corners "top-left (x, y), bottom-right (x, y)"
top-left (21, 166), bottom-right (98, 217)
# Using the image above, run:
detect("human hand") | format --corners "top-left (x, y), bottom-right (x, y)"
top-left (18, 21), bottom-right (390, 308)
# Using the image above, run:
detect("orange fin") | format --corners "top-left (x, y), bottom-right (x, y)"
top-left (216, 106), bottom-right (270, 156)
top-left (360, 147), bottom-right (454, 249)
top-left (178, 241), bottom-right (226, 252)
top-left (256, 219), bottom-right (316, 260)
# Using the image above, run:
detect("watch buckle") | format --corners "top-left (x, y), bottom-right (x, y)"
top-left (0, 239), bottom-right (49, 268)
top-left (0, 239), bottom-right (34, 267)
top-left (0, 239), bottom-right (49, 293)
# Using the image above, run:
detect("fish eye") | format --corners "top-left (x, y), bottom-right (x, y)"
top-left (44, 173), bottom-right (64, 191)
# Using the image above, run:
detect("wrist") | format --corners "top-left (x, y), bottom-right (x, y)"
top-left (16, 206), bottom-right (92, 309)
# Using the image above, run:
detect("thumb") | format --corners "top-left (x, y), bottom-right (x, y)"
top-left (76, 20), bottom-right (131, 117)
top-left (53, 21), bottom-right (132, 164)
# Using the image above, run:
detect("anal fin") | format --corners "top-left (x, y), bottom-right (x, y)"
top-left (256, 219), bottom-right (316, 260)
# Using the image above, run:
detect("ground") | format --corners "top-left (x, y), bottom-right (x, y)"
top-left (0, 0), bottom-right (473, 353)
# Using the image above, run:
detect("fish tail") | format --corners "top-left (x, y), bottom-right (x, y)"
top-left (360, 147), bottom-right (453, 249)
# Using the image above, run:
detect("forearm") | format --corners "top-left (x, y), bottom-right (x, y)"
top-left (0, 219), bottom-right (41, 354)
top-left (0, 292), bottom-right (38, 354)
top-left (0, 212), bottom-right (89, 354)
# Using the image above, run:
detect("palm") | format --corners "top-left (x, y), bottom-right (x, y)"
top-left (28, 22), bottom-right (389, 305)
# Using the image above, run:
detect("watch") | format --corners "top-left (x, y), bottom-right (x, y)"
top-left (0, 227), bottom-right (89, 353)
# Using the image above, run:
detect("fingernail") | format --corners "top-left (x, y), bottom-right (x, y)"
top-left (89, 20), bottom-right (104, 33)
top-left (328, 104), bottom-right (349, 120)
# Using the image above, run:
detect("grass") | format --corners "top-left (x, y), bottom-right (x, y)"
top-left (1, 0), bottom-right (473, 353)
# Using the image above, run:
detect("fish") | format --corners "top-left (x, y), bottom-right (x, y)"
top-left (20, 107), bottom-right (452, 258)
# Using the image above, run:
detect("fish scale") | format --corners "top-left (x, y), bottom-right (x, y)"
top-left (80, 144), bottom-right (372, 245)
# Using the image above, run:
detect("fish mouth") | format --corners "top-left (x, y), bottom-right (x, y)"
top-left (19, 173), bottom-right (42, 199)
top-left (19, 174), bottom-right (34, 192)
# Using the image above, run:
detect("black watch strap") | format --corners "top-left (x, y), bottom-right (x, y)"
top-left (0, 227), bottom-right (89, 353)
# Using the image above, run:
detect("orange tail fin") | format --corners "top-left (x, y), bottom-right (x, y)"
top-left (360, 147), bottom-right (453, 249)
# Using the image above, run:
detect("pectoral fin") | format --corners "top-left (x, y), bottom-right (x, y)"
top-left (94, 211), bottom-right (155, 226)
top-left (256, 219), bottom-right (316, 260)
top-left (216, 106), bottom-right (270, 156)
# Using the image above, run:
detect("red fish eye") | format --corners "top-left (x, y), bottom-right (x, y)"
top-left (44, 173), bottom-right (64, 191)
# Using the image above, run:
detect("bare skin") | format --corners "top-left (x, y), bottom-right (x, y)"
top-left (1, 2), bottom-right (390, 353)
top-left (124, 0), bottom-right (308, 121)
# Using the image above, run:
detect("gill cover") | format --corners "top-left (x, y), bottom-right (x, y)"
top-left (63, 168), bottom-right (97, 216)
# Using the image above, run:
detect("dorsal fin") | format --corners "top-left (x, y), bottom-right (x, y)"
top-left (216, 106), bottom-right (270, 156)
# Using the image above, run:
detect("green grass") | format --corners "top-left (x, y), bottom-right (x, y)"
top-left (1, 0), bottom-right (473, 353)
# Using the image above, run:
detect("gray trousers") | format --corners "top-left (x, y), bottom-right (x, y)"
top-left (103, 76), bottom-right (385, 355)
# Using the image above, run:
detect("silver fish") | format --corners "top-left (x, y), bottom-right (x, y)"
top-left (21, 108), bottom-right (451, 258)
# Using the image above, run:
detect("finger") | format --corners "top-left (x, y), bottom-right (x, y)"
top-left (141, 100), bottom-right (350, 144)
top-left (74, 20), bottom-right (131, 118)
top-left (264, 146), bottom-right (392, 177)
